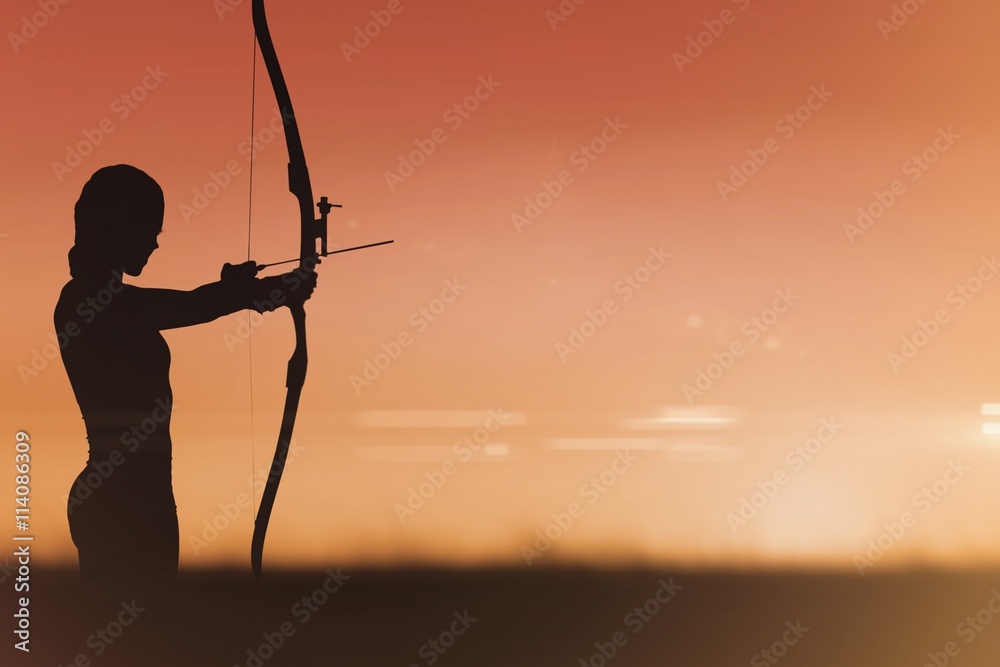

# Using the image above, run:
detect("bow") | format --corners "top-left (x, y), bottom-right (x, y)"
top-left (247, 0), bottom-right (392, 584)
top-left (248, 0), bottom-right (330, 585)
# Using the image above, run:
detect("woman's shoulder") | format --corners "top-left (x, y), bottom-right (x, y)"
top-left (54, 275), bottom-right (136, 330)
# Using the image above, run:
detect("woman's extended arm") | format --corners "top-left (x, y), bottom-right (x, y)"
top-left (124, 265), bottom-right (316, 331)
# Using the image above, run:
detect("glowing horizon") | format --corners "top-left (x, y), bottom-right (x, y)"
top-left (3, 0), bottom-right (1000, 573)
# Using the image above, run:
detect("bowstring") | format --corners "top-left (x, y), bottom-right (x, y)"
top-left (248, 30), bottom-right (258, 517)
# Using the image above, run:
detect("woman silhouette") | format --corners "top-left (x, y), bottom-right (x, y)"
top-left (56, 164), bottom-right (314, 589)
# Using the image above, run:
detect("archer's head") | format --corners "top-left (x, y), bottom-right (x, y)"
top-left (70, 164), bottom-right (164, 278)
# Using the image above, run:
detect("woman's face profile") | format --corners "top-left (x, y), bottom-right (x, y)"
top-left (120, 210), bottom-right (162, 277)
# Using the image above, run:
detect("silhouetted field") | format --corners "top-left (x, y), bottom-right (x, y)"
top-left (12, 567), bottom-right (1000, 666)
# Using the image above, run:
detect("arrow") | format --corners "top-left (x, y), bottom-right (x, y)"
top-left (257, 239), bottom-right (394, 271)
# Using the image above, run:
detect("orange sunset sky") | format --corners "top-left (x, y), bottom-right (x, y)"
top-left (2, 0), bottom-right (1000, 573)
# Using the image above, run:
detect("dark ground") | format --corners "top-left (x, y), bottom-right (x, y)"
top-left (11, 567), bottom-right (1000, 666)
